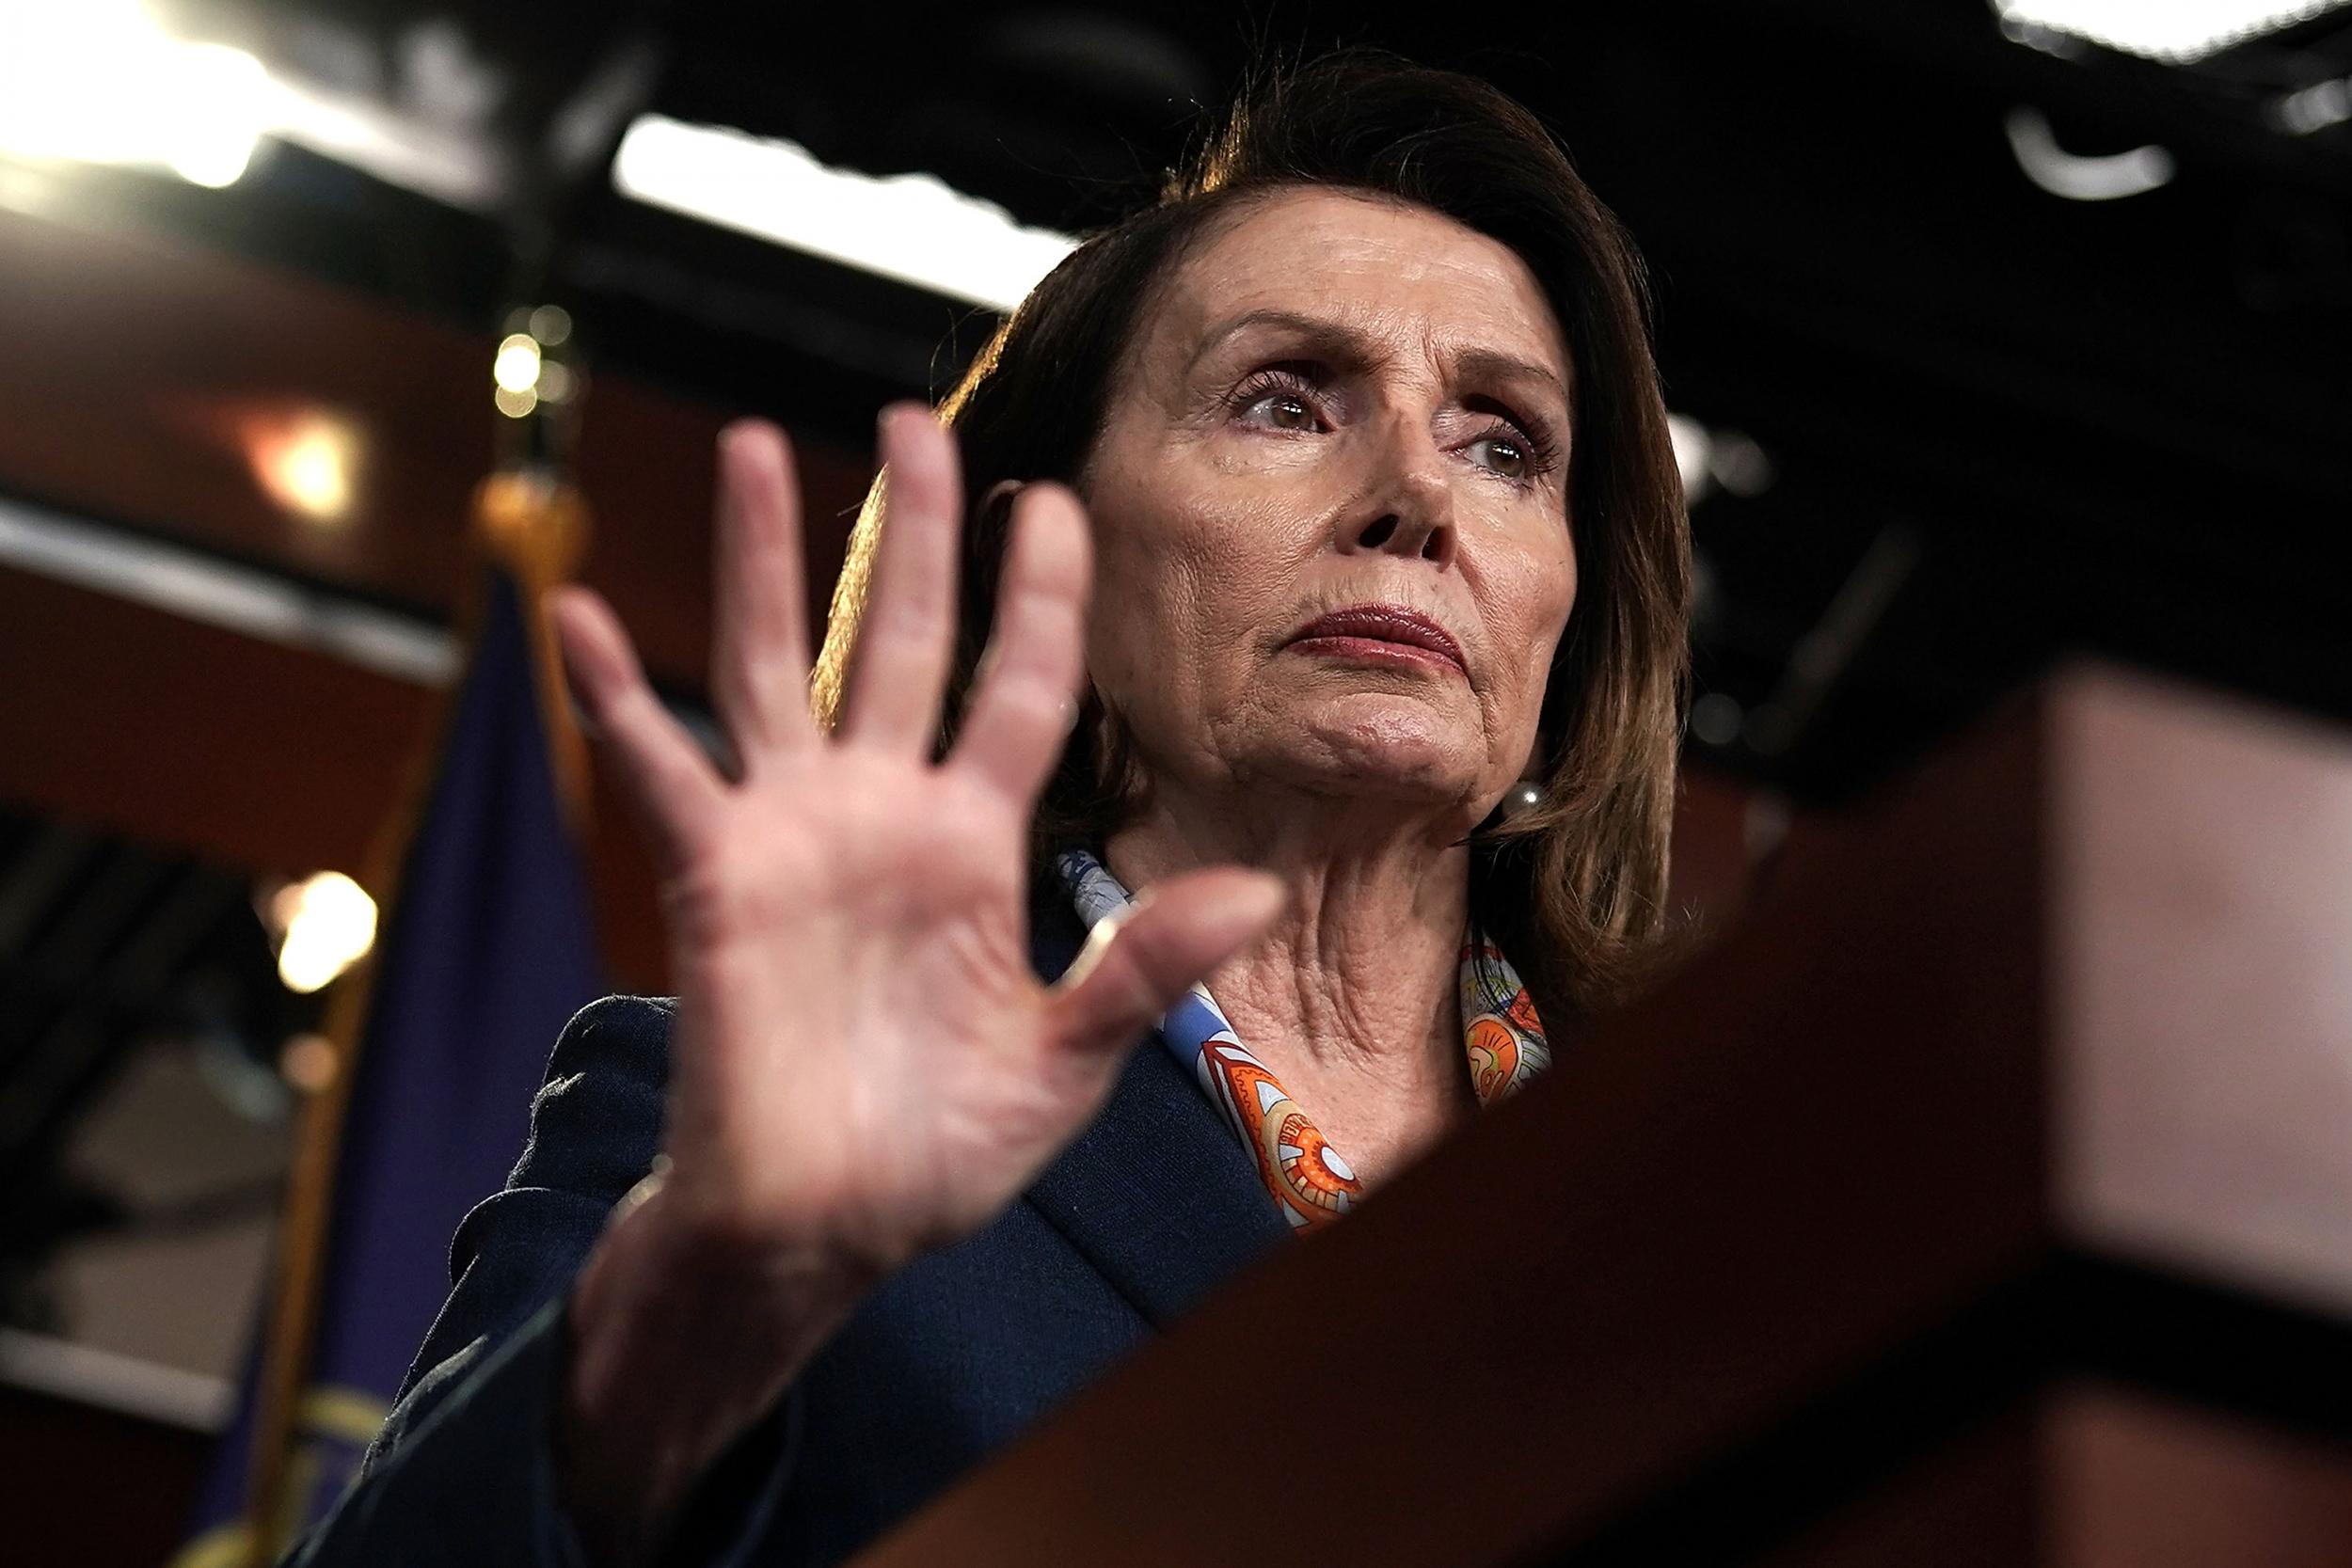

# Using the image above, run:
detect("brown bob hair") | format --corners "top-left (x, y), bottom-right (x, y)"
top-left (814, 50), bottom-right (1691, 1024)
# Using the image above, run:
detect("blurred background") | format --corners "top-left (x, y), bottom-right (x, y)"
top-left (1, 0), bottom-right (2347, 1560)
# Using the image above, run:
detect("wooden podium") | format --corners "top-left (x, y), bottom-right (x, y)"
top-left (848, 665), bottom-right (2352, 1567)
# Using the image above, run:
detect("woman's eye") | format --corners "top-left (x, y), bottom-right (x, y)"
top-left (1246, 391), bottom-right (1317, 431)
top-left (1468, 433), bottom-right (1530, 481)
top-left (1229, 365), bottom-right (1328, 433)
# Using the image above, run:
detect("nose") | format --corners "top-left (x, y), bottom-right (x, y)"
top-left (1337, 422), bottom-right (1456, 566)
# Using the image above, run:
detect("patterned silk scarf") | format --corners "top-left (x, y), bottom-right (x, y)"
top-left (1057, 848), bottom-right (1551, 1232)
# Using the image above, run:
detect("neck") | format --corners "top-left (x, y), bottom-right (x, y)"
top-left (1104, 785), bottom-right (1477, 1181)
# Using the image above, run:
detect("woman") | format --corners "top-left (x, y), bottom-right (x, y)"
top-left (293, 50), bottom-right (1687, 1568)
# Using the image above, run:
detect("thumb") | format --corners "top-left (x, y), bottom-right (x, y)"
top-left (1044, 868), bottom-right (1285, 1059)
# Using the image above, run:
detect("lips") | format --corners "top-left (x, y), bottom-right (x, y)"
top-left (1286, 604), bottom-right (1467, 673)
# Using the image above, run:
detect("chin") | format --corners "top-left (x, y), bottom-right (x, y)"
top-left (1276, 698), bottom-right (1483, 800)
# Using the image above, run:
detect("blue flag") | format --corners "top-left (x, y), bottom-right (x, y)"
top-left (176, 564), bottom-right (605, 1566)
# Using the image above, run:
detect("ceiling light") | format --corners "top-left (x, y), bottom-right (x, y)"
top-left (612, 114), bottom-right (1078, 312)
top-left (1992, 1), bottom-right (2351, 63)
top-left (0, 1), bottom-right (275, 188)
top-left (244, 412), bottom-right (363, 526)
top-left (1667, 414), bottom-right (1712, 501)
top-left (1667, 414), bottom-right (1775, 504)
top-left (493, 333), bottom-right (543, 394)
top-left (1688, 692), bottom-right (1744, 748)
top-left (271, 871), bottom-right (377, 994)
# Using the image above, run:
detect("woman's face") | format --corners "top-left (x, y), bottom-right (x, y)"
top-left (1081, 187), bottom-right (1578, 830)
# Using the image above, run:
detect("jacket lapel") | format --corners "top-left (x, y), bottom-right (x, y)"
top-left (1021, 891), bottom-right (1290, 1329)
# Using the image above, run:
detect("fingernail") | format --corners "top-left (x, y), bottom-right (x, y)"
top-left (880, 401), bottom-right (938, 443)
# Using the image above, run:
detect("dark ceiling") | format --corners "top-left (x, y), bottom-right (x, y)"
top-left (68, 0), bottom-right (2352, 798)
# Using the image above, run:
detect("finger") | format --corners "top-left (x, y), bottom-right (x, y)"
top-left (838, 404), bottom-right (961, 754)
top-left (549, 585), bottom-right (723, 875)
top-left (1045, 869), bottom-right (1287, 1060)
top-left (948, 483), bottom-right (1090, 807)
top-left (710, 420), bottom-right (818, 766)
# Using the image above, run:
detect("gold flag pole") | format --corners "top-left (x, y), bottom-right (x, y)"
top-left (220, 305), bottom-right (593, 1567)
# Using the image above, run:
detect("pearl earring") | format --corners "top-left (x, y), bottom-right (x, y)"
top-left (1499, 781), bottom-right (1544, 820)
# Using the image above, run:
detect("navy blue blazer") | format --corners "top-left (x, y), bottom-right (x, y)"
top-left (287, 896), bottom-right (1288, 1568)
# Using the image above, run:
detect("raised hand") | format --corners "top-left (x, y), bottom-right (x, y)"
top-left (546, 404), bottom-right (1289, 1560)
top-left (545, 408), bottom-right (1281, 1553)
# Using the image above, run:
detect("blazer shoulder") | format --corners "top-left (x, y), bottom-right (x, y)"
top-left (489, 994), bottom-right (678, 1221)
top-left (547, 992), bottom-right (676, 1073)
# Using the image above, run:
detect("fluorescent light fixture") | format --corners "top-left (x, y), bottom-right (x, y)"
top-left (0, 491), bottom-right (457, 686)
top-left (0, 0), bottom-right (276, 187)
top-left (0, 1327), bottom-right (230, 1433)
top-left (2004, 107), bottom-right (2175, 199)
top-left (1992, 0), bottom-right (2351, 62)
top-left (264, 72), bottom-right (505, 210)
top-left (0, 1), bottom-right (506, 204)
top-left (612, 114), bottom-right (1079, 312)
top-left (2270, 75), bottom-right (2352, 133)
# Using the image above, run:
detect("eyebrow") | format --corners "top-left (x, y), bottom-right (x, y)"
top-left (1187, 308), bottom-right (1570, 413)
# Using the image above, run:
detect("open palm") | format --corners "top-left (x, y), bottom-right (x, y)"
top-left (548, 407), bottom-right (1279, 1278)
